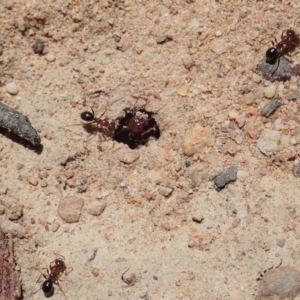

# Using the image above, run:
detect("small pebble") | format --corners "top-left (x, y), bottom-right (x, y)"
top-left (263, 84), bottom-right (277, 99)
top-left (32, 39), bottom-right (45, 54)
top-left (158, 186), bottom-right (173, 197)
top-left (5, 82), bottom-right (19, 95)
top-left (228, 110), bottom-right (238, 120)
top-left (243, 92), bottom-right (255, 105)
top-left (27, 175), bottom-right (38, 186)
top-left (293, 160), bottom-right (300, 177)
top-left (192, 215), bottom-right (204, 224)
top-left (87, 202), bottom-right (106, 217)
top-left (45, 52), bottom-right (56, 62)
top-left (0, 184), bottom-right (8, 195)
top-left (40, 179), bottom-right (47, 187)
top-left (107, 18), bottom-right (114, 26)
top-left (287, 90), bottom-right (300, 101)
top-left (4, 0), bottom-right (14, 9)
top-left (209, 38), bottom-right (227, 54)
top-left (252, 73), bottom-right (262, 83)
top-left (257, 129), bottom-right (281, 157)
top-left (183, 56), bottom-right (194, 70)
top-left (182, 125), bottom-right (215, 156)
top-left (237, 170), bottom-right (249, 179)
top-left (232, 218), bottom-right (241, 228)
top-left (117, 149), bottom-right (140, 164)
top-left (155, 34), bottom-right (172, 44)
top-left (64, 169), bottom-right (74, 179)
top-left (92, 268), bottom-right (100, 277)
top-left (57, 196), bottom-right (84, 223)
top-left (213, 166), bottom-right (237, 191)
top-left (177, 85), bottom-right (189, 96)
top-left (135, 44), bottom-right (144, 54)
top-left (276, 238), bottom-right (286, 248)
top-left (261, 96), bottom-right (281, 117)
top-left (51, 221), bottom-right (60, 232)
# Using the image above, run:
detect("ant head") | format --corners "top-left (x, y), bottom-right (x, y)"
top-left (42, 279), bottom-right (53, 295)
top-left (128, 116), bottom-right (148, 132)
top-left (265, 47), bottom-right (278, 64)
top-left (81, 111), bottom-right (94, 122)
top-left (55, 259), bottom-right (65, 268)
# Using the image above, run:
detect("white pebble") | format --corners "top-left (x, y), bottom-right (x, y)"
top-left (120, 182), bottom-right (126, 188)
top-left (45, 52), bottom-right (56, 62)
top-left (263, 84), bottom-right (276, 99)
top-left (237, 170), bottom-right (249, 179)
top-left (215, 30), bottom-right (222, 37)
top-left (6, 82), bottom-right (18, 95)
top-left (188, 18), bottom-right (200, 30)
top-left (274, 118), bottom-right (282, 125)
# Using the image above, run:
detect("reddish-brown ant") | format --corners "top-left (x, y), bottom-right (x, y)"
top-left (114, 99), bottom-right (161, 149)
top-left (31, 253), bottom-right (72, 299)
top-left (80, 106), bottom-right (116, 138)
top-left (265, 17), bottom-right (300, 74)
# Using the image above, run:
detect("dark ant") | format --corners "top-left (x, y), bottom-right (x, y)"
top-left (31, 253), bottom-right (72, 298)
top-left (114, 99), bottom-right (161, 149)
top-left (80, 106), bottom-right (116, 139)
top-left (265, 17), bottom-right (300, 75)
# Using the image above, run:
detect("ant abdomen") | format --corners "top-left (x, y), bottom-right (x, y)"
top-left (42, 279), bottom-right (54, 296)
top-left (81, 111), bottom-right (94, 122)
top-left (265, 47), bottom-right (278, 64)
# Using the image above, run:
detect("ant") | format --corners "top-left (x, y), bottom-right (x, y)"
top-left (265, 17), bottom-right (300, 75)
top-left (80, 106), bottom-right (116, 139)
top-left (114, 99), bottom-right (161, 149)
top-left (31, 253), bottom-right (72, 298)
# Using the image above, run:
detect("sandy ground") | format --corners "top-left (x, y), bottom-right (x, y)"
top-left (2, 1), bottom-right (300, 299)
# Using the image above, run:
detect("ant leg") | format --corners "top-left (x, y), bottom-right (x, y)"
top-left (65, 266), bottom-right (73, 276)
top-left (294, 15), bottom-right (300, 27)
top-left (30, 272), bottom-right (48, 297)
top-left (267, 56), bottom-right (281, 80)
top-left (55, 280), bottom-right (68, 299)
top-left (53, 253), bottom-right (66, 260)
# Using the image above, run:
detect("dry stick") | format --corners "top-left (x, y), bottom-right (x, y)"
top-left (0, 102), bottom-right (41, 146)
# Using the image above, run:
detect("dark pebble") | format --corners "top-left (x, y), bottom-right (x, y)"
top-left (261, 96), bottom-right (281, 117)
top-left (213, 166), bottom-right (237, 191)
top-left (287, 90), bottom-right (300, 101)
top-left (32, 39), bottom-right (44, 54)
top-left (293, 161), bottom-right (300, 178)
top-left (0, 102), bottom-right (41, 146)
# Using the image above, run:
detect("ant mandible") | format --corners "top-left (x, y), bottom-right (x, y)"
top-left (31, 253), bottom-right (72, 299)
top-left (265, 16), bottom-right (300, 65)
top-left (80, 106), bottom-right (116, 138)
